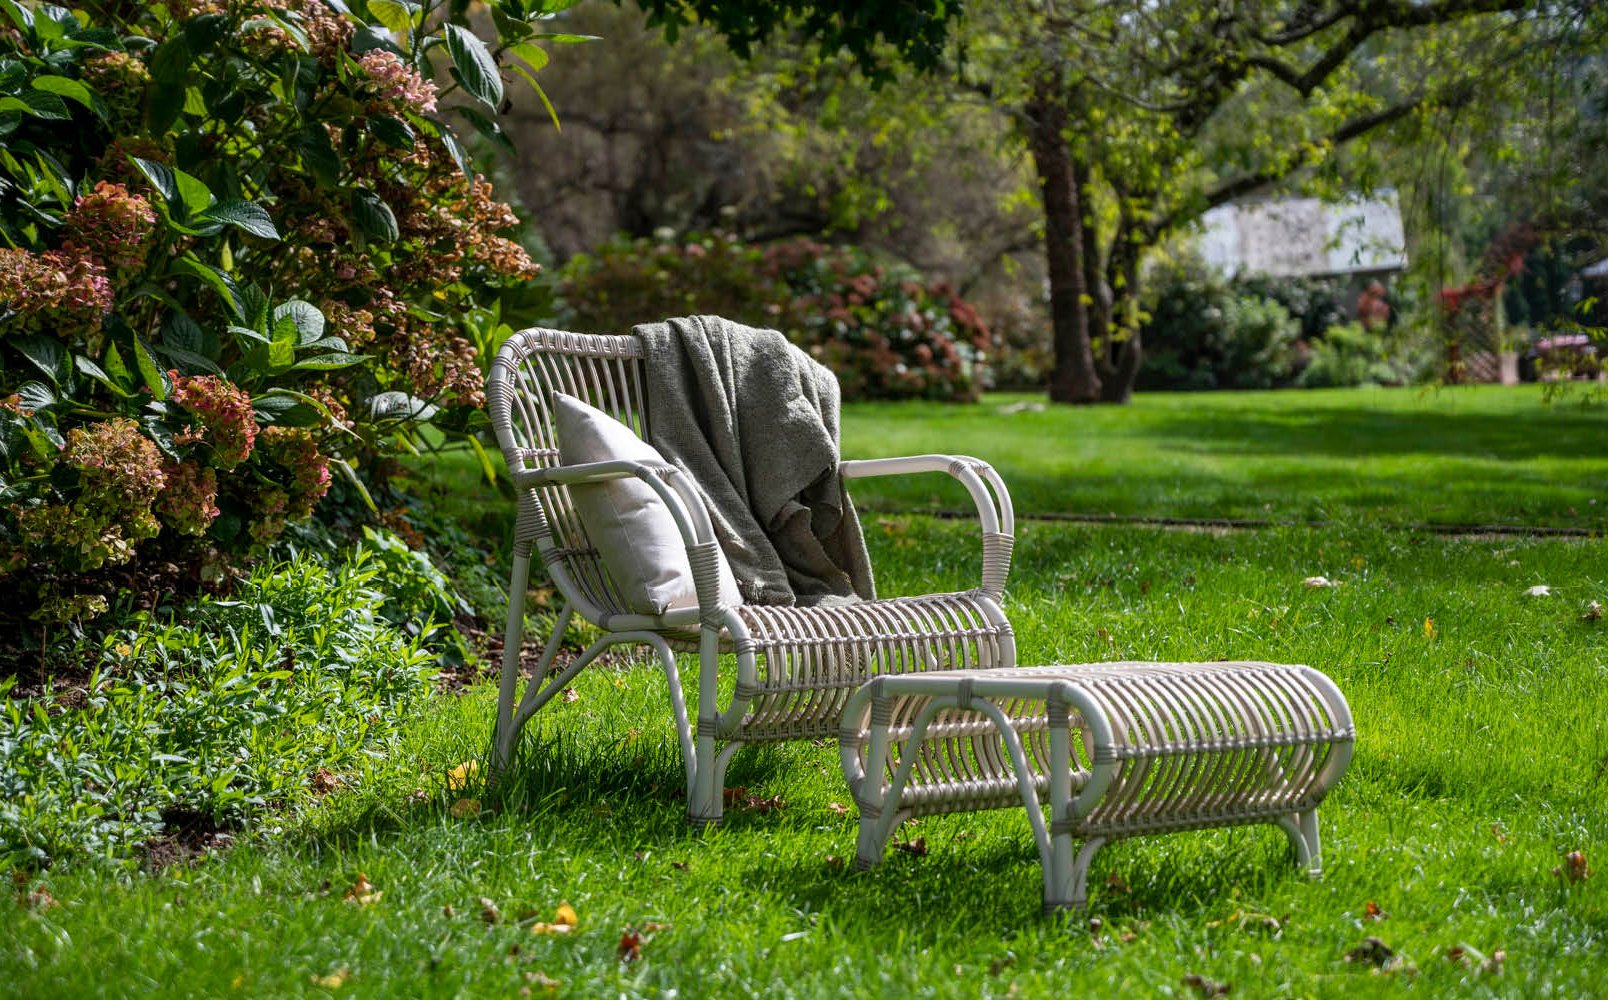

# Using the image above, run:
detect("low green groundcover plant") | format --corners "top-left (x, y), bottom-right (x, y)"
top-left (0, 528), bottom-right (464, 868)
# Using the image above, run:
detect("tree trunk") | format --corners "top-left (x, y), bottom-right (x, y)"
top-left (1026, 81), bottom-right (1101, 404)
top-left (1099, 235), bottom-right (1144, 403)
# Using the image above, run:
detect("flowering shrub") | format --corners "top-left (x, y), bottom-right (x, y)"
top-left (0, 0), bottom-right (567, 618)
top-left (561, 231), bottom-right (993, 402)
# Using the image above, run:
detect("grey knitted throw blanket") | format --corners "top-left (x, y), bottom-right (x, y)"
top-left (635, 315), bottom-right (875, 607)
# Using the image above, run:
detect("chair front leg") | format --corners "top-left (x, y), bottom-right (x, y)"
top-left (491, 548), bottom-right (534, 778)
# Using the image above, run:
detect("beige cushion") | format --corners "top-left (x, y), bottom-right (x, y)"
top-left (552, 393), bottom-right (742, 614)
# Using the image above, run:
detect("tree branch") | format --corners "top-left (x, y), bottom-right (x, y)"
top-left (1149, 94), bottom-right (1423, 238)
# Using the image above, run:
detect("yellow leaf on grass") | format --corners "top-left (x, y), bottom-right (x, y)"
top-left (450, 798), bottom-right (480, 818)
top-left (310, 967), bottom-right (350, 989)
top-left (531, 901), bottom-right (580, 935)
top-left (1423, 617), bottom-right (1437, 639)
top-left (446, 760), bottom-right (479, 791)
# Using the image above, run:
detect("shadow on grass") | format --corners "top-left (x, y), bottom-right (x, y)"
top-left (1139, 404), bottom-right (1608, 462)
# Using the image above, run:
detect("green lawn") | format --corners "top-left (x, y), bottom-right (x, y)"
top-left (6, 387), bottom-right (1607, 997)
top-left (842, 384), bottom-right (1608, 530)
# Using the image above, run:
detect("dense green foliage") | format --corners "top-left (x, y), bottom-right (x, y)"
top-left (1136, 276), bottom-right (1302, 391)
top-left (561, 231), bottom-right (994, 401)
top-left (0, 0), bottom-right (560, 621)
top-left (1299, 322), bottom-right (1423, 389)
top-left (0, 531), bottom-right (459, 867)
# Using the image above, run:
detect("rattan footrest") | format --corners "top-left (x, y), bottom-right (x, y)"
top-left (838, 662), bottom-right (1355, 913)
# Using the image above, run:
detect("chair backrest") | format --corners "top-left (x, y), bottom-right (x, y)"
top-left (487, 328), bottom-right (653, 621)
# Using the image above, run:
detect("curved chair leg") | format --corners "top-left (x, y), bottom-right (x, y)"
top-left (1047, 836), bottom-right (1107, 914)
top-left (1276, 811), bottom-right (1322, 876)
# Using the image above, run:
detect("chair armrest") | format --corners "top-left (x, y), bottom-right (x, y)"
top-left (839, 454), bottom-right (1015, 599)
top-left (512, 460), bottom-right (733, 621)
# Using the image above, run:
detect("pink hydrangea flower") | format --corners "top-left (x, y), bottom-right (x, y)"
top-left (357, 50), bottom-right (439, 113)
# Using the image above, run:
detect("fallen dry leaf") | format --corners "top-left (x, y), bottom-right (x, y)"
top-left (1553, 850), bottom-right (1592, 883)
top-left (479, 897), bottom-right (500, 924)
top-left (988, 956), bottom-right (1016, 976)
top-left (529, 922), bottom-right (573, 936)
top-left (670, 860), bottom-right (689, 871)
top-left (311, 768), bottom-right (341, 794)
top-left (893, 837), bottom-right (927, 857)
top-left (560, 688), bottom-right (579, 704)
top-left (1526, 584), bottom-right (1552, 597)
top-left (446, 760), bottom-right (479, 792)
top-left (1446, 945), bottom-right (1506, 975)
top-left (617, 929), bottom-right (642, 962)
top-left (310, 967), bottom-right (350, 989)
top-left (523, 970), bottom-right (561, 993)
top-left (1344, 936), bottom-right (1395, 967)
top-left (1423, 617), bottom-right (1437, 639)
top-left (555, 901), bottom-right (579, 927)
top-left (1104, 873), bottom-right (1130, 895)
top-left (723, 786), bottom-right (786, 814)
top-left (342, 874), bottom-right (381, 906)
top-left (1582, 601), bottom-right (1604, 622)
top-left (827, 802), bottom-right (850, 816)
top-left (1491, 823), bottom-right (1508, 845)
top-left (22, 888), bottom-right (58, 910)
top-left (442, 903), bottom-right (456, 918)
top-left (450, 798), bottom-right (481, 819)
top-left (1364, 900), bottom-right (1386, 921)
top-left (1303, 576), bottom-right (1336, 589)
top-left (1182, 973), bottom-right (1232, 997)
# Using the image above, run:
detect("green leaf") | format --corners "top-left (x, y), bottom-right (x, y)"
top-left (172, 166), bottom-right (215, 217)
top-left (333, 457), bottom-right (378, 513)
top-left (367, 0), bottom-right (418, 34)
top-left (29, 75), bottom-right (104, 118)
top-left (17, 89), bottom-right (69, 120)
top-left (17, 381), bottom-right (56, 412)
top-left (455, 104), bottom-right (514, 155)
top-left (75, 355), bottom-right (136, 396)
top-left (134, 335), bottom-right (171, 401)
top-left (369, 114), bottom-right (416, 149)
top-left (367, 390), bottom-right (438, 422)
top-left (349, 188), bottom-right (399, 243)
top-left (444, 23), bottom-right (502, 110)
top-left (148, 37), bottom-right (191, 86)
top-left (153, 344), bottom-right (223, 376)
top-left (271, 299), bottom-right (325, 345)
top-left (288, 352), bottom-right (367, 372)
top-left (297, 123), bottom-right (341, 188)
top-left (171, 256), bottom-right (245, 320)
top-left (161, 310), bottom-right (208, 356)
top-left (200, 200), bottom-right (279, 240)
top-left (510, 65), bottom-right (559, 131)
top-left (433, 123), bottom-right (475, 183)
top-left (104, 340), bottom-right (133, 389)
top-left (530, 32), bottom-right (598, 43)
top-left (130, 156), bottom-right (177, 203)
top-left (0, 0), bottom-right (34, 32)
top-left (508, 41), bottom-right (548, 72)
top-left (468, 432), bottom-right (498, 485)
top-left (11, 335), bottom-right (67, 387)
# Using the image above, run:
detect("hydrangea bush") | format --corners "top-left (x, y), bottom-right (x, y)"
top-left (0, 0), bottom-right (568, 620)
top-left (561, 231), bottom-right (994, 402)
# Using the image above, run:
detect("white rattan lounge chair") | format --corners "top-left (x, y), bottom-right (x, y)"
top-left (485, 328), bottom-right (1016, 825)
